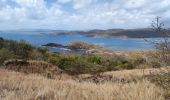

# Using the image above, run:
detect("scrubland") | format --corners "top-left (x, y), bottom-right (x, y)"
top-left (0, 69), bottom-right (165, 100)
top-left (1, 37), bottom-right (170, 100)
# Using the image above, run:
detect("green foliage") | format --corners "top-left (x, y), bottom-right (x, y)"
top-left (88, 56), bottom-right (102, 64)
top-left (0, 37), bottom-right (47, 61)
top-left (47, 53), bottom-right (136, 75)
top-left (0, 39), bottom-right (33, 59)
top-left (37, 47), bottom-right (48, 54)
top-left (29, 49), bottom-right (44, 60)
top-left (0, 37), bottom-right (4, 49)
top-left (131, 57), bottom-right (146, 66)
top-left (44, 71), bottom-right (54, 79)
top-left (0, 37), bottom-right (148, 75)
top-left (115, 61), bottom-right (133, 70)
top-left (0, 48), bottom-right (15, 64)
top-left (47, 54), bottom-right (103, 75)
top-left (48, 52), bottom-right (62, 65)
top-left (17, 40), bottom-right (33, 59)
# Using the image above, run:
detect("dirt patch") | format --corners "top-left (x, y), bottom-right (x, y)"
top-left (4, 59), bottom-right (63, 75)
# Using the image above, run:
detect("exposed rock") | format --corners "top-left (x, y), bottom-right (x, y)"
top-left (42, 43), bottom-right (65, 48)
top-left (42, 41), bottom-right (100, 51)
top-left (67, 41), bottom-right (100, 50)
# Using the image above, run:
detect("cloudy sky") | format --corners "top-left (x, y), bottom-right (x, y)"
top-left (0, 0), bottom-right (170, 30)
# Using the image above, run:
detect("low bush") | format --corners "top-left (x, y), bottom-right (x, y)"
top-left (115, 61), bottom-right (133, 70)
top-left (0, 37), bottom-right (48, 61)
top-left (47, 53), bottom-right (137, 75)
top-left (146, 72), bottom-right (170, 99)
top-left (87, 56), bottom-right (102, 64)
top-left (0, 48), bottom-right (16, 64)
top-left (48, 54), bottom-right (104, 75)
top-left (131, 57), bottom-right (146, 66)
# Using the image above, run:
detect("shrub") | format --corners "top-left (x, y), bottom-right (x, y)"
top-left (88, 56), bottom-right (102, 64)
top-left (47, 54), bottom-right (105, 75)
top-left (29, 49), bottom-right (44, 61)
top-left (0, 39), bottom-right (33, 59)
top-left (68, 41), bottom-right (99, 50)
top-left (115, 61), bottom-right (133, 70)
top-left (0, 37), bottom-right (4, 49)
top-left (0, 48), bottom-right (15, 64)
top-left (146, 72), bottom-right (170, 99)
top-left (15, 40), bottom-right (33, 59)
top-left (46, 53), bottom-right (137, 75)
top-left (57, 57), bottom-right (88, 75)
top-left (149, 61), bottom-right (161, 68)
top-left (43, 71), bottom-right (54, 79)
top-left (0, 38), bottom-right (48, 61)
top-left (130, 57), bottom-right (146, 68)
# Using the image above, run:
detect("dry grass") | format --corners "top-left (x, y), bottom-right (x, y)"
top-left (0, 69), bottom-right (164, 100)
top-left (103, 67), bottom-right (170, 80)
top-left (4, 60), bottom-right (63, 76)
top-left (78, 67), bottom-right (170, 81)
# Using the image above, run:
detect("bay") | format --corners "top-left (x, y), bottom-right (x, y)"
top-left (0, 31), bottom-right (154, 53)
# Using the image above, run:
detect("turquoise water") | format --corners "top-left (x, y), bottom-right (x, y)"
top-left (0, 31), bottom-right (154, 52)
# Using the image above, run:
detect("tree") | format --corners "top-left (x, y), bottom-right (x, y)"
top-left (150, 16), bottom-right (170, 66)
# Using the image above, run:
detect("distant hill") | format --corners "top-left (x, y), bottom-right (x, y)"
top-left (85, 29), bottom-right (170, 38)
top-left (41, 28), bottom-right (170, 38)
top-left (3, 28), bottom-right (169, 38)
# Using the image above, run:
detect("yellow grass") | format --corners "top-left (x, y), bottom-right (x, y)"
top-left (103, 67), bottom-right (170, 80)
top-left (78, 67), bottom-right (170, 80)
top-left (0, 69), bottom-right (164, 100)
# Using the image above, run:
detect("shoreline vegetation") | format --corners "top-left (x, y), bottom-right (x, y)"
top-left (0, 37), bottom-right (170, 100)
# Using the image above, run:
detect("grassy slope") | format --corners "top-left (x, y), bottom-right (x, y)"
top-left (0, 68), bottom-right (165, 100)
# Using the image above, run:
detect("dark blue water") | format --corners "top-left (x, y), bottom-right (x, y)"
top-left (0, 31), bottom-right (154, 52)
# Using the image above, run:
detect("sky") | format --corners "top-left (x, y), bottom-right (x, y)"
top-left (0, 0), bottom-right (170, 30)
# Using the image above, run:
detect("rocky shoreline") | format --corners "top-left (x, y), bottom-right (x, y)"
top-left (42, 43), bottom-right (67, 48)
top-left (42, 41), bottom-right (100, 52)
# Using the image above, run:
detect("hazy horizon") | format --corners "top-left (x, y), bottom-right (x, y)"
top-left (0, 27), bottom-right (158, 31)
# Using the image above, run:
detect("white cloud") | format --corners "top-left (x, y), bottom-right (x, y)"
top-left (72, 0), bottom-right (95, 9)
top-left (16, 0), bottom-right (46, 7)
top-left (0, 0), bottom-right (169, 30)
top-left (58, 0), bottom-right (71, 4)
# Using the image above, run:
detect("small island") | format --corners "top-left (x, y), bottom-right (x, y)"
top-left (42, 41), bottom-right (101, 51)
